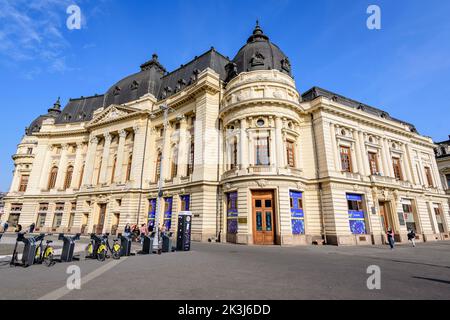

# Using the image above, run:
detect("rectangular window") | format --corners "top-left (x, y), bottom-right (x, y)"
top-left (286, 141), bottom-right (295, 168)
top-left (27, 148), bottom-right (33, 155)
top-left (402, 199), bottom-right (416, 232)
top-left (446, 174), bottom-right (450, 188)
top-left (52, 213), bottom-right (63, 229)
top-left (226, 192), bottom-right (238, 234)
top-left (171, 148), bottom-right (178, 179)
top-left (290, 191), bottom-right (304, 235)
top-left (8, 204), bottom-right (22, 226)
top-left (230, 139), bottom-right (238, 170)
top-left (392, 157), bottom-right (403, 180)
top-left (18, 175), bottom-right (29, 192)
top-left (368, 152), bottom-right (379, 175)
top-left (340, 146), bottom-right (352, 173)
top-left (433, 203), bottom-right (445, 233)
top-left (180, 195), bottom-right (190, 211)
top-left (347, 194), bottom-right (366, 234)
top-left (424, 167), bottom-right (434, 187)
top-left (255, 134), bottom-right (270, 166)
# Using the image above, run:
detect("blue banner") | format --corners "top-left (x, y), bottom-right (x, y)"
top-left (346, 194), bottom-right (362, 201)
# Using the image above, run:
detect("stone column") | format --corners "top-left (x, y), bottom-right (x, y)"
top-left (10, 166), bottom-right (20, 193)
top-left (359, 132), bottom-right (370, 176)
top-left (39, 146), bottom-right (53, 190)
top-left (82, 136), bottom-right (99, 186)
top-left (382, 138), bottom-right (393, 177)
top-left (130, 125), bottom-right (146, 187)
top-left (401, 143), bottom-right (413, 183)
top-left (161, 124), bottom-right (172, 180)
top-left (240, 118), bottom-right (248, 170)
top-left (114, 130), bottom-right (127, 184)
top-left (430, 156), bottom-right (442, 189)
top-left (330, 123), bottom-right (339, 171)
top-left (354, 130), bottom-right (365, 175)
top-left (71, 142), bottom-right (84, 189)
top-left (99, 133), bottom-right (112, 185)
top-left (55, 144), bottom-right (69, 190)
top-left (274, 117), bottom-right (285, 168)
top-left (404, 144), bottom-right (417, 185)
top-left (177, 117), bottom-right (188, 177)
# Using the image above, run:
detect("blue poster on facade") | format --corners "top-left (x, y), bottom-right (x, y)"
top-left (227, 192), bottom-right (238, 234)
top-left (346, 194), bottom-right (366, 234)
top-left (148, 198), bottom-right (156, 230)
top-left (163, 197), bottom-right (173, 231)
top-left (290, 191), bottom-right (305, 235)
top-left (180, 194), bottom-right (190, 211)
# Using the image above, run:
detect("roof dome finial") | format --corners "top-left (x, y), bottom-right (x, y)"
top-left (248, 20), bottom-right (268, 43)
top-left (54, 96), bottom-right (61, 110)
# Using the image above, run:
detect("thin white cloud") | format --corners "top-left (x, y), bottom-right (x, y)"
top-left (0, 0), bottom-right (81, 78)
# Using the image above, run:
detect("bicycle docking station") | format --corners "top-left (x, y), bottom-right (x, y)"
top-left (118, 233), bottom-right (133, 256)
top-left (10, 233), bottom-right (43, 267)
top-left (58, 233), bottom-right (81, 262)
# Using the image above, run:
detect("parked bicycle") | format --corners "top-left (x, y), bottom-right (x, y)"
top-left (86, 233), bottom-right (108, 261)
top-left (105, 235), bottom-right (121, 260)
top-left (34, 234), bottom-right (55, 267)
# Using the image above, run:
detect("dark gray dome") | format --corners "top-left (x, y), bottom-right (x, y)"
top-left (26, 98), bottom-right (62, 135)
top-left (226, 22), bottom-right (292, 82)
top-left (104, 54), bottom-right (166, 106)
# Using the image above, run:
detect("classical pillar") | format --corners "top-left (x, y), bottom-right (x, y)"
top-left (161, 124), bottom-right (172, 180)
top-left (114, 130), bottom-right (127, 184)
top-left (404, 144), bottom-right (417, 185)
top-left (240, 118), bottom-right (248, 170)
top-left (382, 138), bottom-right (393, 177)
top-left (39, 145), bottom-right (53, 190)
top-left (430, 156), bottom-right (442, 188)
top-left (10, 166), bottom-right (20, 193)
top-left (71, 142), bottom-right (84, 189)
top-left (99, 133), bottom-right (112, 185)
top-left (354, 130), bottom-right (365, 175)
top-left (359, 132), bottom-right (370, 176)
top-left (130, 125), bottom-right (146, 186)
top-left (55, 144), bottom-right (69, 190)
top-left (82, 136), bottom-right (99, 186)
top-left (330, 123), bottom-right (339, 171)
top-left (401, 143), bottom-right (413, 183)
top-left (177, 118), bottom-right (188, 177)
top-left (274, 117), bottom-right (285, 168)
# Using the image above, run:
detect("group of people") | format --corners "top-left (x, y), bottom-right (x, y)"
top-left (387, 228), bottom-right (416, 249)
top-left (122, 222), bottom-right (167, 244)
top-left (0, 221), bottom-right (36, 234)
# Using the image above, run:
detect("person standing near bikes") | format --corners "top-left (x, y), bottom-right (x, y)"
top-left (124, 223), bottom-right (131, 237)
top-left (139, 223), bottom-right (148, 244)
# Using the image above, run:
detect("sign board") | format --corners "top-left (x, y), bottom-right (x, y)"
top-left (238, 217), bottom-right (247, 224)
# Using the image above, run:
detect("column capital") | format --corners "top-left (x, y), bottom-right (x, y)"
top-left (133, 126), bottom-right (140, 133)
top-left (90, 136), bottom-right (99, 144)
top-left (76, 142), bottom-right (84, 148)
top-left (61, 144), bottom-right (69, 151)
top-left (118, 129), bottom-right (127, 138)
top-left (103, 133), bottom-right (112, 142)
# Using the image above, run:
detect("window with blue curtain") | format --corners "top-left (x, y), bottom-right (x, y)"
top-left (148, 198), bottom-right (156, 231)
top-left (163, 197), bottom-right (173, 231)
top-left (290, 191), bottom-right (305, 235)
top-left (227, 192), bottom-right (238, 234)
top-left (347, 194), bottom-right (366, 234)
top-left (180, 194), bottom-right (190, 211)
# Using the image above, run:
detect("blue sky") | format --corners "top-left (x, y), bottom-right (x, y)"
top-left (1, 0), bottom-right (450, 191)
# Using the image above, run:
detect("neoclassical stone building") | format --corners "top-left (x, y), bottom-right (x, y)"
top-left (3, 23), bottom-right (450, 245)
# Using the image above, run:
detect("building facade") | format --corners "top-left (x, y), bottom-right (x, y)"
top-left (3, 24), bottom-right (450, 245)
top-left (435, 137), bottom-right (450, 217)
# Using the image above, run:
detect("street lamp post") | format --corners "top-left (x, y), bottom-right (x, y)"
top-left (152, 104), bottom-right (183, 251)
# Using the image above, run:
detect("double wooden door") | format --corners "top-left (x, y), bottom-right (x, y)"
top-left (252, 191), bottom-right (275, 245)
top-left (96, 204), bottom-right (106, 235)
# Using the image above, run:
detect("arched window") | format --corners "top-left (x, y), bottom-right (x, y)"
top-left (64, 166), bottom-right (74, 190)
top-left (111, 156), bottom-right (117, 184)
top-left (155, 152), bottom-right (162, 182)
top-left (126, 154), bottom-right (133, 182)
top-left (48, 166), bottom-right (58, 190)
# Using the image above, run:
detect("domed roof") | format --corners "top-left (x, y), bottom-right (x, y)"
top-left (26, 98), bottom-right (62, 135)
top-left (104, 54), bottom-right (166, 106)
top-left (226, 22), bottom-right (292, 82)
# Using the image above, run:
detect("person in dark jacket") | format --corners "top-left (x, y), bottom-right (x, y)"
top-left (407, 229), bottom-right (416, 247)
top-left (29, 222), bottom-right (35, 234)
top-left (387, 228), bottom-right (395, 250)
top-left (124, 223), bottom-right (131, 237)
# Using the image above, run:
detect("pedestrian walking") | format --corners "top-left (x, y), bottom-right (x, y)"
top-left (387, 228), bottom-right (395, 250)
top-left (407, 229), bottom-right (416, 247)
top-left (1, 221), bottom-right (8, 233)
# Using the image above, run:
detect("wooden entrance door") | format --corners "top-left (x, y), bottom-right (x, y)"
top-left (379, 201), bottom-right (392, 233)
top-left (96, 204), bottom-right (106, 234)
top-left (252, 191), bottom-right (275, 245)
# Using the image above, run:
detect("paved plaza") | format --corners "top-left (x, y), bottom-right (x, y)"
top-left (0, 234), bottom-right (449, 300)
